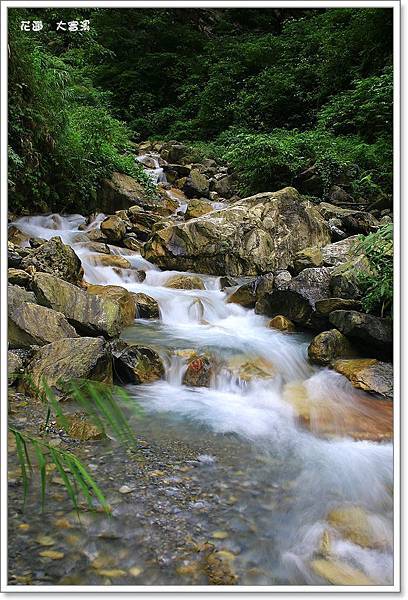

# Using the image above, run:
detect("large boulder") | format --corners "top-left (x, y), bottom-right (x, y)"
top-left (293, 236), bottom-right (359, 273)
top-left (331, 358), bottom-right (393, 400)
top-left (321, 236), bottom-right (359, 267)
top-left (329, 310), bottom-right (393, 356)
top-left (8, 284), bottom-right (37, 310)
top-left (255, 267), bottom-right (332, 328)
top-left (307, 329), bottom-right (357, 365)
top-left (86, 284), bottom-right (136, 327)
top-left (26, 337), bottom-right (113, 391)
top-left (226, 281), bottom-right (257, 308)
top-left (315, 298), bottom-right (362, 316)
top-left (97, 172), bottom-right (152, 213)
top-left (110, 341), bottom-right (164, 384)
top-left (210, 174), bottom-right (235, 199)
top-left (143, 188), bottom-right (330, 276)
top-left (329, 255), bottom-right (371, 299)
top-left (9, 302), bottom-right (78, 349)
top-left (160, 143), bottom-right (189, 164)
top-left (32, 273), bottom-right (134, 338)
top-left (20, 237), bottom-right (83, 284)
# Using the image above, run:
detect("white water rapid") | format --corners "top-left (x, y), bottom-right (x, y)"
top-left (10, 209), bottom-right (394, 586)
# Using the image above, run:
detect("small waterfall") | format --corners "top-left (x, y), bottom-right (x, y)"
top-left (136, 153), bottom-right (167, 184)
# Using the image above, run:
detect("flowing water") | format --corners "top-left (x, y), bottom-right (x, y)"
top-left (9, 194), bottom-right (394, 586)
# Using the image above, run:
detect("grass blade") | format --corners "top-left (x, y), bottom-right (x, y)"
top-left (32, 440), bottom-right (47, 511)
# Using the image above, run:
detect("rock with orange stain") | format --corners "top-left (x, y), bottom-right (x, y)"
top-left (183, 352), bottom-right (214, 387)
top-left (282, 381), bottom-right (392, 442)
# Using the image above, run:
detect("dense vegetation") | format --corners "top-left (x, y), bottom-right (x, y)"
top-left (8, 7), bottom-right (393, 212)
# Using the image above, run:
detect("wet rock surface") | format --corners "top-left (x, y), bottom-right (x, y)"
top-left (308, 329), bottom-right (357, 365)
top-left (111, 341), bottom-right (165, 384)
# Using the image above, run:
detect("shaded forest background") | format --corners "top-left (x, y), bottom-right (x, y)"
top-left (8, 7), bottom-right (393, 214)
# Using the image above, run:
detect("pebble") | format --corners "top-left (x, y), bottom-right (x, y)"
top-left (128, 566), bottom-right (143, 577)
top-left (98, 569), bottom-right (126, 578)
top-left (118, 485), bottom-right (135, 494)
top-left (54, 517), bottom-right (72, 529)
top-left (36, 535), bottom-right (56, 546)
top-left (211, 530), bottom-right (229, 540)
top-left (39, 550), bottom-right (64, 560)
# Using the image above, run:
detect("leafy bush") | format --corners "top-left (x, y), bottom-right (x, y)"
top-left (318, 67), bottom-right (393, 142)
top-left (355, 223), bottom-right (393, 317)
top-left (215, 128), bottom-right (390, 197)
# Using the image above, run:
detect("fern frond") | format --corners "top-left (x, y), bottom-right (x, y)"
top-left (9, 427), bottom-right (111, 515)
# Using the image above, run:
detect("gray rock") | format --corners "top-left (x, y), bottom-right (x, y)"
top-left (329, 310), bottom-right (393, 356)
top-left (183, 169), bottom-right (210, 199)
top-left (8, 351), bottom-right (23, 385)
top-left (21, 237), bottom-right (83, 284)
top-left (9, 302), bottom-right (78, 349)
top-left (111, 341), bottom-right (164, 384)
top-left (32, 272), bottom-right (134, 338)
top-left (255, 267), bottom-right (332, 328)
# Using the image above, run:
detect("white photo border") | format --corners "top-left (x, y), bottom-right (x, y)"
top-left (0, 0), bottom-right (401, 593)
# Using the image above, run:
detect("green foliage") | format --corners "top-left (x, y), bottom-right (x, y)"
top-left (10, 377), bottom-right (142, 514)
top-left (8, 7), bottom-right (393, 208)
top-left (318, 67), bottom-right (393, 142)
top-left (215, 128), bottom-right (391, 197)
top-left (8, 9), bottom-right (153, 214)
top-left (355, 223), bottom-right (393, 317)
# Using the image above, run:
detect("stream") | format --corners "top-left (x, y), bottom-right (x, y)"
top-left (8, 181), bottom-right (394, 586)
